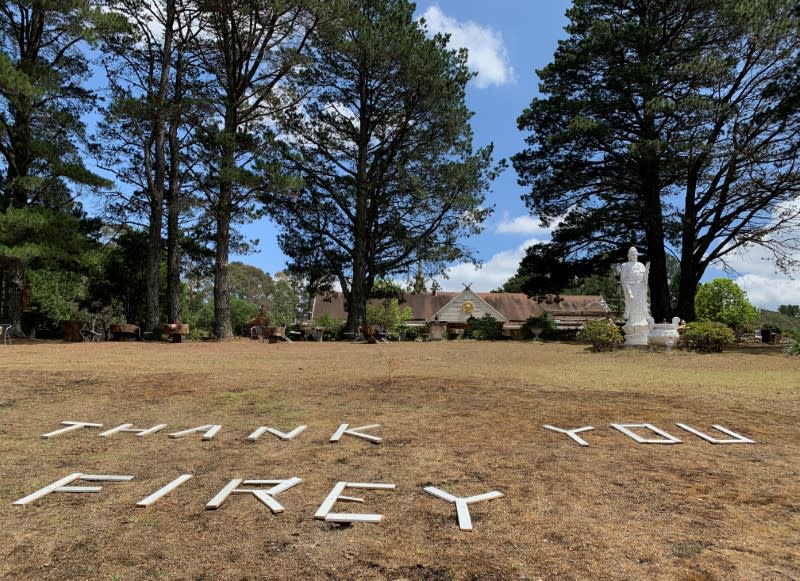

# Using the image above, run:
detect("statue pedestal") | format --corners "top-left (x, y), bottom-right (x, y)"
top-left (623, 321), bottom-right (650, 346)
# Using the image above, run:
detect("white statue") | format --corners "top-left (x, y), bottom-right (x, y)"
top-left (620, 246), bottom-right (648, 324)
top-left (620, 246), bottom-right (650, 346)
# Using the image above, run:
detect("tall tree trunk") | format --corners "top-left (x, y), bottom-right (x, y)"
top-left (214, 121), bottom-right (235, 339)
top-left (644, 231), bottom-right (671, 322)
top-left (4, 259), bottom-right (24, 331)
top-left (639, 120), bottom-right (671, 322)
top-left (144, 0), bottom-right (176, 332)
top-left (677, 171), bottom-right (700, 321)
top-left (144, 191), bottom-right (163, 332)
top-left (347, 259), bottom-right (369, 334)
top-left (213, 203), bottom-right (232, 338)
top-left (166, 28), bottom-right (185, 325)
top-left (641, 165), bottom-right (671, 322)
top-left (676, 260), bottom-right (699, 322)
top-left (166, 132), bottom-right (182, 323)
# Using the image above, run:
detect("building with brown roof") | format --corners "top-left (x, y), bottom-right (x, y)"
top-left (310, 286), bottom-right (611, 339)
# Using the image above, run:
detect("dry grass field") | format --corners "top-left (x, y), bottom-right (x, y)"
top-left (0, 339), bottom-right (798, 580)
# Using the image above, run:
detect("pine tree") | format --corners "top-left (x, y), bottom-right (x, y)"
top-left (263, 0), bottom-right (496, 332)
top-left (513, 0), bottom-right (800, 321)
top-left (0, 2), bottom-right (120, 329)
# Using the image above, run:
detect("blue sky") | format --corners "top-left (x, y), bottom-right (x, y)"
top-left (233, 1), bottom-right (573, 290)
top-left (232, 1), bottom-right (800, 309)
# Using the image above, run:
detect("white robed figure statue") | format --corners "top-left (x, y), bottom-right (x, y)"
top-left (620, 246), bottom-right (651, 345)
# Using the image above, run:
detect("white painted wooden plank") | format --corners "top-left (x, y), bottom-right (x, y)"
top-left (338, 496), bottom-right (364, 503)
top-left (54, 486), bottom-right (102, 493)
top-left (676, 423), bottom-right (755, 444)
top-left (711, 424), bottom-right (755, 443)
top-left (237, 478), bottom-right (302, 497)
top-left (266, 425), bottom-right (307, 440)
top-left (205, 479), bottom-right (242, 509)
top-left (343, 429), bottom-right (382, 443)
top-left (611, 423), bottom-right (682, 444)
top-left (350, 424), bottom-right (381, 431)
top-left (325, 512), bottom-right (383, 523)
top-left (41, 422), bottom-right (103, 439)
top-left (13, 473), bottom-right (82, 505)
top-left (330, 424), bottom-right (348, 442)
top-left (134, 424), bottom-right (168, 436)
top-left (464, 491), bottom-right (504, 504)
top-left (455, 499), bottom-right (472, 531)
top-left (250, 490), bottom-right (285, 513)
top-left (98, 423), bottom-right (134, 437)
top-left (80, 474), bottom-right (135, 482)
top-left (247, 426), bottom-right (268, 441)
top-left (201, 425), bottom-right (222, 440)
top-left (168, 425), bottom-right (214, 439)
top-left (314, 481), bottom-right (347, 519)
top-left (136, 474), bottom-right (193, 507)
top-left (265, 477), bottom-right (302, 496)
top-left (346, 482), bottom-right (396, 490)
top-left (423, 486), bottom-right (458, 503)
top-left (542, 424), bottom-right (594, 447)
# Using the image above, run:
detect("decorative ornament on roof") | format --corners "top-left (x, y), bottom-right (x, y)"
top-left (462, 300), bottom-right (474, 314)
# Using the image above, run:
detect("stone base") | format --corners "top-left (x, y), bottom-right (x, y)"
top-left (623, 322), bottom-right (650, 346)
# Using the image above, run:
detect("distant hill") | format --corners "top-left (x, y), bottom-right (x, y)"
top-left (758, 309), bottom-right (800, 335)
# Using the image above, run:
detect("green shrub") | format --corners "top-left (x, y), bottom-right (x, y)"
top-left (521, 312), bottom-right (555, 340)
top-left (695, 278), bottom-right (758, 340)
top-left (468, 314), bottom-right (502, 340)
top-left (684, 321), bottom-right (735, 353)
top-left (366, 298), bottom-right (412, 333)
top-left (314, 313), bottom-right (345, 340)
top-left (784, 336), bottom-right (800, 357)
top-left (577, 319), bottom-right (623, 352)
top-left (398, 324), bottom-right (420, 341)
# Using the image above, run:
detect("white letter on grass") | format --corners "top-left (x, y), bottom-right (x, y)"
top-left (206, 477), bottom-right (302, 513)
top-left (314, 481), bottom-right (396, 523)
top-left (423, 486), bottom-right (504, 531)
top-left (136, 474), bottom-right (194, 507)
top-left (676, 423), bottom-right (754, 444)
top-left (611, 423), bottom-right (682, 444)
top-left (329, 423), bottom-right (382, 444)
top-left (41, 421), bottom-right (103, 439)
top-left (98, 423), bottom-right (168, 437)
top-left (247, 425), bottom-right (306, 442)
top-left (13, 473), bottom-right (134, 505)
top-left (542, 425), bottom-right (594, 446)
top-left (168, 425), bottom-right (222, 440)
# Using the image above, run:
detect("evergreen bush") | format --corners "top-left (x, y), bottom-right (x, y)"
top-left (577, 320), bottom-right (623, 352)
top-left (468, 314), bottom-right (502, 340)
top-left (784, 336), bottom-right (800, 357)
top-left (684, 321), bottom-right (735, 353)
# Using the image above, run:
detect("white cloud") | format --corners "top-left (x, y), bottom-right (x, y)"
top-left (735, 274), bottom-right (800, 311)
top-left (710, 205), bottom-right (800, 310)
top-left (434, 238), bottom-right (540, 291)
top-left (495, 214), bottom-right (553, 236)
top-left (421, 6), bottom-right (514, 89)
top-left (715, 238), bottom-right (800, 278)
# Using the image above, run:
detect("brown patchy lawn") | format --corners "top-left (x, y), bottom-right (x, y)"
top-left (0, 339), bottom-right (797, 580)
